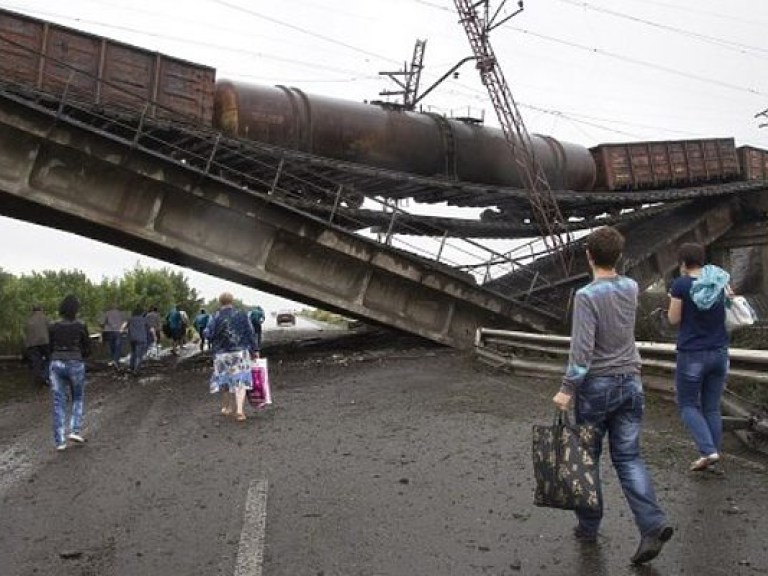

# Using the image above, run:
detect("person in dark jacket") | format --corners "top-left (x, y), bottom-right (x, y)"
top-left (667, 242), bottom-right (730, 472)
top-left (165, 305), bottom-right (184, 355)
top-left (124, 307), bottom-right (149, 374)
top-left (101, 303), bottom-right (123, 368)
top-left (48, 294), bottom-right (91, 451)
top-left (144, 306), bottom-right (161, 358)
top-left (193, 308), bottom-right (211, 351)
top-left (24, 304), bottom-right (50, 386)
top-left (248, 306), bottom-right (265, 353)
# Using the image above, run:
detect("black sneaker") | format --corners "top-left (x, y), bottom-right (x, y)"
top-left (631, 526), bottom-right (673, 565)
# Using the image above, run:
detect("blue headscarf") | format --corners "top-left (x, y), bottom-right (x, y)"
top-left (690, 264), bottom-right (730, 310)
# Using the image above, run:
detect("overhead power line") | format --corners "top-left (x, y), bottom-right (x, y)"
top-left (207, 0), bottom-right (401, 65)
top-left (615, 0), bottom-right (768, 29)
top-left (506, 26), bottom-right (764, 97)
top-left (409, 0), bottom-right (765, 99)
top-left (556, 0), bottom-right (768, 59)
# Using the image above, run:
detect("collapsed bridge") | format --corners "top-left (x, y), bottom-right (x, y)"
top-left (1, 6), bottom-right (768, 347)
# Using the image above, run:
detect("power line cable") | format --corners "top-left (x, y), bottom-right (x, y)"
top-left (520, 104), bottom-right (646, 139)
top-left (409, 0), bottom-right (766, 97)
top-left (0, 2), bottom-right (286, 46)
top-left (433, 77), bottom-right (708, 139)
top-left (404, 1), bottom-right (766, 126)
top-left (505, 26), bottom-right (764, 97)
top-left (413, 0), bottom-right (453, 12)
top-left (220, 71), bottom-right (380, 83)
top-left (275, 0), bottom-right (379, 22)
top-left (614, 0), bottom-right (768, 29)
top-left (206, 0), bottom-right (401, 65)
top-left (556, 0), bottom-right (768, 59)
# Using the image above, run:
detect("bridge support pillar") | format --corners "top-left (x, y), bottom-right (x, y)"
top-left (711, 221), bottom-right (768, 295)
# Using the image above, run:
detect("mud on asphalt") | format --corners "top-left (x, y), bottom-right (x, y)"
top-left (1, 328), bottom-right (767, 576)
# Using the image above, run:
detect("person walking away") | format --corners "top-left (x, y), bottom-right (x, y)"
top-left (179, 309), bottom-right (190, 346)
top-left (552, 226), bottom-right (672, 565)
top-left (193, 308), bottom-right (211, 351)
top-left (124, 307), bottom-right (149, 375)
top-left (165, 306), bottom-right (183, 355)
top-left (145, 306), bottom-right (161, 358)
top-left (248, 305), bottom-right (265, 353)
top-left (48, 294), bottom-right (91, 451)
top-left (101, 303), bottom-right (123, 368)
top-left (24, 304), bottom-right (50, 386)
top-left (204, 292), bottom-right (257, 421)
top-left (667, 242), bottom-right (730, 472)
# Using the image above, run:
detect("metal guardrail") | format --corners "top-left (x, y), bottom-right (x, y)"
top-left (475, 328), bottom-right (768, 441)
top-left (476, 328), bottom-right (768, 381)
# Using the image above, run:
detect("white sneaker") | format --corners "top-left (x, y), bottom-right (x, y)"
top-left (68, 433), bottom-right (85, 443)
top-left (690, 452), bottom-right (719, 471)
top-left (56, 443), bottom-right (67, 451)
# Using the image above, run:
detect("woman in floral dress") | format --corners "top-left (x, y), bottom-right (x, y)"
top-left (204, 292), bottom-right (258, 421)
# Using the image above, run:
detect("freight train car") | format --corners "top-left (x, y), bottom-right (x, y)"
top-left (590, 138), bottom-right (741, 191)
top-left (738, 146), bottom-right (768, 182)
top-left (0, 7), bottom-right (215, 126)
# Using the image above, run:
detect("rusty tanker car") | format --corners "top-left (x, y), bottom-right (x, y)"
top-left (0, 6), bottom-right (763, 201)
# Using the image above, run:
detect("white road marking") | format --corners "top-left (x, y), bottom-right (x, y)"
top-left (234, 479), bottom-right (269, 576)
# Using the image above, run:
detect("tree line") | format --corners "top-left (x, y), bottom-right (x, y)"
top-left (0, 264), bottom-right (246, 355)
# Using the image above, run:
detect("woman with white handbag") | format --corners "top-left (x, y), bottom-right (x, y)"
top-left (667, 243), bottom-right (731, 472)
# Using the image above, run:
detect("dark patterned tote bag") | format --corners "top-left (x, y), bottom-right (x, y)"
top-left (532, 411), bottom-right (600, 512)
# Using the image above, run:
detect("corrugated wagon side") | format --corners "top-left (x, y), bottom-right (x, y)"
top-left (0, 7), bottom-right (215, 126)
top-left (591, 138), bottom-right (740, 191)
top-left (738, 145), bottom-right (768, 182)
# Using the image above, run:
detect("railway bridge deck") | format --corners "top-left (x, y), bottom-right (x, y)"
top-left (2, 85), bottom-right (768, 345)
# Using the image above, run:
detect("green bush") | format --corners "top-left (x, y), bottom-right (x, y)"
top-left (0, 265), bottom-right (201, 355)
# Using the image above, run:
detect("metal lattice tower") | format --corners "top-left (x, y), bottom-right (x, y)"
top-left (404, 39), bottom-right (426, 109)
top-left (453, 0), bottom-right (573, 276)
top-left (379, 39), bottom-right (427, 110)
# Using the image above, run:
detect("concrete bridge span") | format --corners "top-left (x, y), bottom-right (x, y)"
top-left (0, 91), bottom-right (560, 349)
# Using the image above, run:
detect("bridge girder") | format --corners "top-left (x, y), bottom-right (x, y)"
top-left (0, 92), bottom-right (560, 348)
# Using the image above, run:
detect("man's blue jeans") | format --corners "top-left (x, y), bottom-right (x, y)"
top-left (129, 341), bottom-right (146, 372)
top-left (49, 360), bottom-right (86, 446)
top-left (573, 373), bottom-right (667, 536)
top-left (104, 331), bottom-right (122, 365)
top-left (675, 347), bottom-right (728, 457)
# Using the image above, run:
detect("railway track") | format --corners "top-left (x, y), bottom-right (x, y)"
top-left (4, 83), bottom-right (767, 228)
top-left (4, 84), bottom-right (767, 326)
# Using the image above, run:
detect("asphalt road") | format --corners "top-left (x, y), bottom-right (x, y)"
top-left (1, 331), bottom-right (767, 576)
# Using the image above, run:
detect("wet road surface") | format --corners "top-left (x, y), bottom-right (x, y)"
top-left (1, 332), bottom-right (767, 575)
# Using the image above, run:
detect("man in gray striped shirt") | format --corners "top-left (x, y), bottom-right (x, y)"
top-left (552, 226), bottom-right (672, 565)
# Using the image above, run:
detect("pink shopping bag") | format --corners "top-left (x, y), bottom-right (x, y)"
top-left (248, 357), bottom-right (272, 408)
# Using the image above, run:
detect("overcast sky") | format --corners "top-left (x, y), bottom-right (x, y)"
top-left (0, 0), bottom-right (766, 308)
